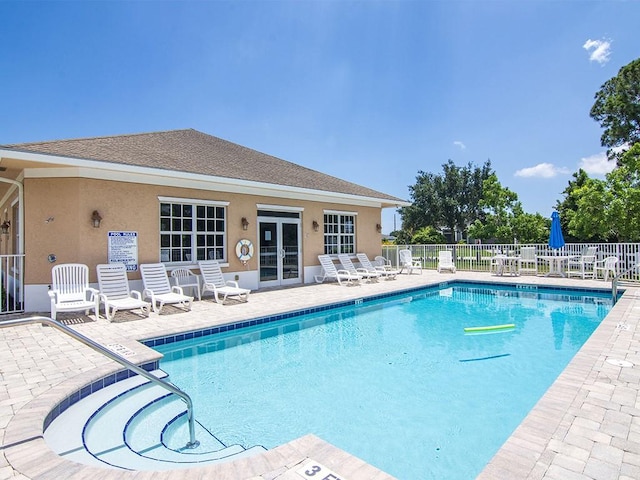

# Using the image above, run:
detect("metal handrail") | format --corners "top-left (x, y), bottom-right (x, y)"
top-left (0, 316), bottom-right (199, 449)
top-left (612, 263), bottom-right (640, 304)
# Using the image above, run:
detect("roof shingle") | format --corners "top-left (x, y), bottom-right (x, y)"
top-left (2, 129), bottom-right (404, 203)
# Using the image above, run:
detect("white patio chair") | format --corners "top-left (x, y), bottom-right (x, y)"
top-left (198, 260), bottom-right (250, 304)
top-left (437, 250), bottom-right (456, 273)
top-left (338, 254), bottom-right (380, 282)
top-left (517, 247), bottom-right (538, 275)
top-left (49, 263), bottom-right (99, 321)
top-left (356, 253), bottom-right (398, 280)
top-left (170, 267), bottom-right (202, 301)
top-left (398, 249), bottom-right (422, 274)
top-left (96, 263), bottom-right (151, 322)
top-left (594, 256), bottom-right (618, 282)
top-left (314, 254), bottom-right (361, 286)
top-left (140, 263), bottom-right (193, 314)
top-left (566, 246), bottom-right (598, 279)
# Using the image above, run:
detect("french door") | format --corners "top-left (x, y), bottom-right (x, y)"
top-left (258, 216), bottom-right (301, 288)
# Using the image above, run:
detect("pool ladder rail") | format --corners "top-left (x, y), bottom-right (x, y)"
top-left (0, 316), bottom-right (199, 450)
top-left (611, 262), bottom-right (640, 304)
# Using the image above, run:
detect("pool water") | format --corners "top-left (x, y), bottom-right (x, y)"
top-left (155, 284), bottom-right (612, 479)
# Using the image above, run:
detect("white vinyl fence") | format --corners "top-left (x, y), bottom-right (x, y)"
top-left (381, 243), bottom-right (640, 282)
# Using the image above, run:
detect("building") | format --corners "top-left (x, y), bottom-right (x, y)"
top-left (0, 129), bottom-right (407, 313)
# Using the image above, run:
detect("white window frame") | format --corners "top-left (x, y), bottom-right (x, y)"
top-left (158, 197), bottom-right (229, 264)
top-left (323, 210), bottom-right (357, 255)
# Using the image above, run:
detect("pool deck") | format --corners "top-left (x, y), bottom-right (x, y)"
top-left (1, 271), bottom-right (639, 479)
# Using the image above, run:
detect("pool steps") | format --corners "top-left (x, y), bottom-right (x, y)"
top-left (44, 370), bottom-right (265, 470)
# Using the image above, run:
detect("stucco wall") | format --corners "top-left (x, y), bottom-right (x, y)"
top-left (23, 178), bottom-right (382, 285)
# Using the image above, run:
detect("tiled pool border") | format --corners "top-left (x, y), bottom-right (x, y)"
top-left (42, 360), bottom-right (159, 431)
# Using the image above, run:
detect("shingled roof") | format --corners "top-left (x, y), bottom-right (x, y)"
top-left (2, 129), bottom-right (404, 203)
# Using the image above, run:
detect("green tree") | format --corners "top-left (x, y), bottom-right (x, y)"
top-left (399, 160), bottom-right (492, 243)
top-left (555, 169), bottom-right (592, 242)
top-left (467, 174), bottom-right (545, 243)
top-left (410, 226), bottom-right (446, 244)
top-left (590, 57), bottom-right (640, 161)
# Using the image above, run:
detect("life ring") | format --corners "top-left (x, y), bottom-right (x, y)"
top-left (236, 239), bottom-right (254, 263)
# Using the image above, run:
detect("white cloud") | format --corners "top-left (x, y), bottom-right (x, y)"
top-left (453, 140), bottom-right (466, 150)
top-left (514, 163), bottom-right (571, 178)
top-left (579, 152), bottom-right (616, 175)
top-left (583, 38), bottom-right (612, 65)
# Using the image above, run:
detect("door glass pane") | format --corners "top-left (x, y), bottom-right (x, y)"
top-left (260, 223), bottom-right (278, 282)
top-left (282, 222), bottom-right (299, 280)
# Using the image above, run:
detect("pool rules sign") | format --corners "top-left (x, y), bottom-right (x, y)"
top-left (108, 231), bottom-right (138, 271)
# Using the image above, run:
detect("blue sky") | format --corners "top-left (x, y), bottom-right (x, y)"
top-left (1, 1), bottom-right (639, 233)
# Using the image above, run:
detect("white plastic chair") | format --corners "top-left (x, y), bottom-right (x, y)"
top-left (356, 253), bottom-right (398, 280)
top-left (567, 246), bottom-right (598, 279)
top-left (338, 254), bottom-right (380, 282)
top-left (96, 263), bottom-right (151, 321)
top-left (517, 247), bottom-right (538, 275)
top-left (398, 249), bottom-right (422, 274)
top-left (140, 263), bottom-right (193, 314)
top-left (314, 254), bottom-right (361, 286)
top-left (49, 264), bottom-right (99, 321)
top-left (437, 250), bottom-right (456, 273)
top-left (198, 260), bottom-right (250, 304)
top-left (170, 267), bottom-right (202, 301)
top-left (594, 256), bottom-right (618, 281)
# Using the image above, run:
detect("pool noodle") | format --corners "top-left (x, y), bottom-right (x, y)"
top-left (463, 323), bottom-right (515, 333)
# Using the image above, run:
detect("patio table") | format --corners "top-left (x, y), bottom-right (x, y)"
top-left (492, 255), bottom-right (520, 276)
top-left (538, 255), bottom-right (573, 277)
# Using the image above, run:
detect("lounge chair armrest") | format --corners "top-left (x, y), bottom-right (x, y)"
top-left (48, 290), bottom-right (57, 300)
top-left (171, 286), bottom-right (185, 295)
top-left (225, 280), bottom-right (240, 288)
top-left (130, 290), bottom-right (143, 300)
top-left (337, 269), bottom-right (355, 276)
top-left (142, 288), bottom-right (154, 301)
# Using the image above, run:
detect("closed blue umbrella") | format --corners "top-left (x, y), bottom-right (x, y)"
top-left (549, 211), bottom-right (565, 250)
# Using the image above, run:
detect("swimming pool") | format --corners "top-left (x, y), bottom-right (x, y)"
top-left (154, 282), bottom-right (612, 479)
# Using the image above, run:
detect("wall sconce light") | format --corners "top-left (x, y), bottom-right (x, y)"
top-left (312, 220), bottom-right (319, 232)
top-left (241, 217), bottom-right (249, 231)
top-left (0, 220), bottom-right (9, 235)
top-left (376, 223), bottom-right (382, 233)
top-left (91, 210), bottom-right (102, 228)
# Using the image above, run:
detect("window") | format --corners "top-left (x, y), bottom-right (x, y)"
top-left (324, 212), bottom-right (356, 254)
top-left (159, 199), bottom-right (227, 263)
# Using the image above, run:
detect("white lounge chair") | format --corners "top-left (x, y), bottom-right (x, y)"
top-left (314, 254), bottom-right (361, 286)
top-left (170, 267), bottom-right (202, 301)
top-left (198, 260), bottom-right (250, 304)
top-left (517, 247), bottom-right (538, 275)
top-left (437, 250), bottom-right (456, 273)
top-left (338, 254), bottom-right (380, 282)
top-left (398, 249), bottom-right (422, 274)
top-left (96, 263), bottom-right (151, 321)
top-left (140, 263), bottom-right (193, 313)
top-left (356, 253), bottom-right (398, 280)
top-left (566, 246), bottom-right (598, 279)
top-left (49, 263), bottom-right (99, 321)
top-left (594, 256), bottom-right (618, 281)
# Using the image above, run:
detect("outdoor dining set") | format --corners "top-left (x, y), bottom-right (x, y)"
top-left (489, 245), bottom-right (618, 280)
